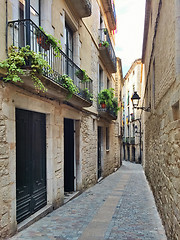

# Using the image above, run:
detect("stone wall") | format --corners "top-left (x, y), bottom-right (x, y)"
top-left (143, 0), bottom-right (180, 239)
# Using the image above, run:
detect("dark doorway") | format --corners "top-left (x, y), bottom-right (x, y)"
top-left (16, 109), bottom-right (46, 224)
top-left (132, 146), bottom-right (135, 162)
top-left (127, 145), bottom-right (130, 161)
top-left (64, 118), bottom-right (75, 192)
top-left (97, 126), bottom-right (102, 179)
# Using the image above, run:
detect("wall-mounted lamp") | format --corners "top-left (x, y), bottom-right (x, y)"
top-left (131, 91), bottom-right (151, 112)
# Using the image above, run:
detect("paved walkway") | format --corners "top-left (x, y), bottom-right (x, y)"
top-left (10, 161), bottom-right (167, 240)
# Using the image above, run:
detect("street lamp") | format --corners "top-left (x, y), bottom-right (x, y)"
top-left (131, 91), bottom-right (151, 112)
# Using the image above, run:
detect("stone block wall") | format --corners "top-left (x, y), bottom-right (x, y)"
top-left (143, 0), bottom-right (180, 239)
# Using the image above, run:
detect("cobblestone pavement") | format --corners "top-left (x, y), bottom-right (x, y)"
top-left (10, 161), bottom-right (167, 240)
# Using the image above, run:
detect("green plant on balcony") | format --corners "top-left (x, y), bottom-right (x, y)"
top-left (98, 88), bottom-right (114, 108)
top-left (102, 41), bottom-right (109, 47)
top-left (104, 29), bottom-right (108, 35)
top-left (75, 69), bottom-right (90, 83)
top-left (98, 88), bottom-right (120, 116)
top-left (112, 97), bottom-right (120, 115)
top-left (99, 41), bottom-right (109, 48)
top-left (81, 88), bottom-right (93, 102)
top-left (58, 74), bottom-right (79, 98)
top-left (37, 27), bottom-right (62, 57)
top-left (0, 45), bottom-right (52, 92)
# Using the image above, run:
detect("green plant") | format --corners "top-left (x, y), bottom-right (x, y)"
top-left (81, 88), bottom-right (93, 102)
top-left (98, 88), bottom-right (114, 107)
top-left (104, 29), bottom-right (108, 35)
top-left (102, 41), bottom-right (109, 47)
top-left (112, 97), bottom-right (120, 116)
top-left (75, 69), bottom-right (90, 83)
top-left (59, 74), bottom-right (79, 98)
top-left (38, 27), bottom-right (62, 57)
top-left (0, 45), bottom-right (52, 92)
top-left (98, 88), bottom-right (120, 116)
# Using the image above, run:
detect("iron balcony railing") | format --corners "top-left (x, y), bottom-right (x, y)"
top-left (98, 28), bottom-right (116, 70)
top-left (7, 19), bottom-right (93, 103)
top-left (97, 101), bottom-right (117, 120)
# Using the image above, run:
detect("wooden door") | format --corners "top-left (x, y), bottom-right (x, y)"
top-left (16, 109), bottom-right (46, 223)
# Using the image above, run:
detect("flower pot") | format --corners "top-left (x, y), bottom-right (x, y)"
top-left (37, 36), bottom-right (50, 51)
top-left (101, 103), bottom-right (106, 108)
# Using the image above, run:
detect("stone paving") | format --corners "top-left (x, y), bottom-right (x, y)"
top-left (9, 161), bottom-right (167, 240)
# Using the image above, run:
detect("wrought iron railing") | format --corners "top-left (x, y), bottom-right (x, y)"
top-left (97, 101), bottom-right (117, 120)
top-left (7, 19), bottom-right (93, 103)
top-left (98, 28), bottom-right (116, 69)
top-left (129, 137), bottom-right (135, 144)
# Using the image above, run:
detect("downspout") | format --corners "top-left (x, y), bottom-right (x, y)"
top-left (5, 0), bottom-right (8, 56)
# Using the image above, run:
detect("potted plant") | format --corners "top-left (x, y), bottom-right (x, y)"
top-left (102, 41), bottom-right (109, 47)
top-left (35, 28), bottom-right (50, 51)
top-left (0, 45), bottom-right (52, 92)
top-left (99, 42), bottom-right (103, 47)
top-left (36, 27), bottom-right (62, 56)
top-left (98, 88), bottom-right (114, 108)
top-left (75, 69), bottom-right (90, 83)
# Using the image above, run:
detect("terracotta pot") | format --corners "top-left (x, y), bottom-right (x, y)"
top-left (37, 36), bottom-right (50, 51)
top-left (101, 103), bottom-right (106, 108)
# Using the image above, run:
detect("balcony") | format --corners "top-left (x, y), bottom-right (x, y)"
top-left (98, 103), bottom-right (117, 121)
top-left (67, 0), bottom-right (92, 18)
top-left (129, 137), bottom-right (135, 144)
top-left (101, 0), bottom-right (116, 30)
top-left (7, 19), bottom-right (93, 108)
top-left (98, 28), bottom-right (116, 73)
top-left (123, 137), bottom-right (135, 144)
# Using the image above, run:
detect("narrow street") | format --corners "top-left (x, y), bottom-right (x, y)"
top-left (10, 161), bottom-right (166, 240)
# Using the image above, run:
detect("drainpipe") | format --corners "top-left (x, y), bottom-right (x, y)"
top-left (5, 0), bottom-right (8, 55)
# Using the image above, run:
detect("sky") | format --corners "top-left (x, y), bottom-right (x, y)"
top-left (115, 0), bottom-right (146, 76)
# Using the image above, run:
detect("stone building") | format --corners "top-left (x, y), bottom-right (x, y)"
top-left (142, 0), bottom-right (180, 239)
top-left (0, 0), bottom-right (122, 238)
top-left (122, 59), bottom-right (143, 163)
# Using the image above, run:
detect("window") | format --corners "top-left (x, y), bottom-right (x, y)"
top-left (19, 0), bottom-right (40, 46)
top-left (99, 66), bottom-right (103, 92)
top-left (106, 127), bottom-right (110, 150)
top-left (107, 78), bottom-right (110, 89)
top-left (65, 23), bottom-right (73, 77)
top-left (19, 0), bottom-right (40, 25)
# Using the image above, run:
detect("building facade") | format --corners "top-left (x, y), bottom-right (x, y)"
top-left (0, 0), bottom-right (122, 238)
top-left (142, 0), bottom-right (180, 239)
top-left (122, 59), bottom-right (143, 163)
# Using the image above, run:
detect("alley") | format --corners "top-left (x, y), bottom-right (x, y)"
top-left (10, 162), bottom-right (166, 240)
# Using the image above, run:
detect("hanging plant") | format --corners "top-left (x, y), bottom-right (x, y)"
top-left (0, 45), bottom-right (53, 92)
top-left (75, 69), bottom-right (90, 83)
top-left (57, 74), bottom-right (79, 98)
top-left (38, 27), bottom-right (62, 57)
